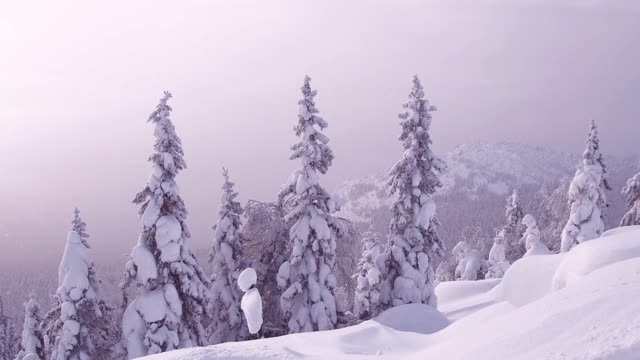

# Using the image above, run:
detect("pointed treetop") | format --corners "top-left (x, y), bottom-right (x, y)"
top-left (582, 119), bottom-right (611, 190)
top-left (71, 208), bottom-right (90, 248)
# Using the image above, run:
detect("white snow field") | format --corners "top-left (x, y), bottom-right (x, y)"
top-left (144, 226), bottom-right (640, 360)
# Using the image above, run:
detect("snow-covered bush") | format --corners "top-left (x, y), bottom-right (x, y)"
top-left (352, 224), bottom-right (382, 319)
top-left (43, 210), bottom-right (112, 360)
top-left (238, 268), bottom-right (263, 337)
top-left (378, 75), bottom-right (446, 308)
top-left (520, 214), bottom-right (549, 256)
top-left (276, 76), bottom-right (340, 333)
top-left (208, 169), bottom-right (248, 344)
top-left (120, 92), bottom-right (211, 358)
top-left (620, 172), bottom-right (640, 226)
top-left (14, 296), bottom-right (44, 360)
top-left (504, 189), bottom-right (525, 263)
top-left (452, 241), bottom-right (486, 281)
top-left (561, 120), bottom-right (610, 252)
top-left (485, 229), bottom-right (510, 279)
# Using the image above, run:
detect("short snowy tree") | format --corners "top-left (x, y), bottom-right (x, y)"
top-left (45, 210), bottom-right (112, 360)
top-left (14, 296), bottom-right (44, 360)
top-left (620, 172), bottom-right (640, 226)
top-left (208, 168), bottom-right (248, 344)
top-left (520, 214), bottom-right (549, 256)
top-left (452, 241), bottom-right (486, 281)
top-left (241, 200), bottom-right (289, 337)
top-left (237, 268), bottom-right (263, 338)
top-left (504, 189), bottom-right (525, 263)
top-left (378, 75), bottom-right (446, 308)
top-left (276, 76), bottom-right (340, 333)
top-left (352, 223), bottom-right (382, 319)
top-left (561, 120), bottom-right (610, 252)
top-left (485, 229), bottom-right (510, 279)
top-left (0, 298), bottom-right (19, 360)
top-left (120, 91), bottom-right (211, 358)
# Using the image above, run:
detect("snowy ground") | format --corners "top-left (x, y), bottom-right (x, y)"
top-left (144, 226), bottom-right (640, 360)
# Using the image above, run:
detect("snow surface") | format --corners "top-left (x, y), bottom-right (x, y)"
top-left (142, 226), bottom-right (640, 360)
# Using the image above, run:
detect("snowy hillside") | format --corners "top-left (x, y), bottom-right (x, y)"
top-left (334, 142), bottom-right (636, 249)
top-left (141, 226), bottom-right (640, 360)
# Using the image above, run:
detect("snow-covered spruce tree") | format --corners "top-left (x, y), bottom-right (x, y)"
top-left (352, 223), bottom-right (382, 320)
top-left (452, 241), bottom-right (486, 281)
top-left (45, 211), bottom-right (112, 360)
top-left (208, 168), bottom-right (248, 344)
top-left (71, 208), bottom-right (90, 247)
top-left (120, 91), bottom-right (211, 358)
top-left (14, 296), bottom-right (44, 360)
top-left (0, 298), bottom-right (19, 360)
top-left (620, 172), bottom-right (640, 226)
top-left (519, 214), bottom-right (549, 256)
top-left (504, 189), bottom-right (525, 263)
top-left (276, 76), bottom-right (340, 333)
top-left (485, 229), bottom-right (510, 279)
top-left (561, 120), bottom-right (611, 252)
top-left (377, 75), bottom-right (446, 309)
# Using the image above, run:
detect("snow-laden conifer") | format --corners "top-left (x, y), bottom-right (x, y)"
top-left (561, 120), bottom-right (610, 252)
top-left (352, 223), bottom-right (382, 319)
top-left (520, 214), bottom-right (549, 256)
top-left (14, 296), bottom-right (44, 360)
top-left (452, 241), bottom-right (486, 281)
top-left (44, 210), bottom-right (112, 360)
top-left (276, 76), bottom-right (339, 333)
top-left (485, 229), bottom-right (510, 279)
top-left (620, 172), bottom-right (640, 226)
top-left (120, 92), bottom-right (211, 358)
top-left (208, 168), bottom-right (247, 344)
top-left (378, 75), bottom-right (446, 308)
top-left (504, 189), bottom-right (525, 263)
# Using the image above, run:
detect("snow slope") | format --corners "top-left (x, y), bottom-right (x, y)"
top-left (142, 226), bottom-right (640, 360)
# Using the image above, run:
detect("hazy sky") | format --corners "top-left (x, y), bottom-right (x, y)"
top-left (1, 0), bottom-right (639, 267)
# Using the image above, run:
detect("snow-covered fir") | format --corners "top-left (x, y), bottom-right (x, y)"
top-left (352, 223), bottom-right (382, 319)
top-left (504, 189), bottom-right (525, 262)
top-left (120, 92), bottom-right (211, 358)
top-left (519, 214), bottom-right (549, 256)
top-left (14, 296), bottom-right (44, 360)
top-left (275, 76), bottom-right (340, 333)
top-left (237, 268), bottom-right (262, 337)
top-left (377, 75), bottom-right (446, 309)
top-left (208, 169), bottom-right (247, 344)
top-left (561, 120), bottom-right (610, 252)
top-left (452, 241), bottom-right (486, 281)
top-left (485, 229), bottom-right (510, 279)
top-left (43, 211), bottom-right (112, 360)
top-left (620, 172), bottom-right (640, 226)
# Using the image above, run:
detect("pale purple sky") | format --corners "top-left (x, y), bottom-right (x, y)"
top-left (1, 0), bottom-right (639, 267)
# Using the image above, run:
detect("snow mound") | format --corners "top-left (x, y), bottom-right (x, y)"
top-left (237, 268), bottom-right (257, 292)
top-left (373, 304), bottom-right (449, 334)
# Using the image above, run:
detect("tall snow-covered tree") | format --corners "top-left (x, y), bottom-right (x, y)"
top-left (120, 91), bottom-right (211, 358)
top-left (504, 189), bottom-right (525, 263)
top-left (208, 168), bottom-right (248, 344)
top-left (561, 120), bottom-right (610, 252)
top-left (378, 75), bottom-right (446, 309)
top-left (0, 298), bottom-right (19, 360)
top-left (276, 76), bottom-right (340, 333)
top-left (452, 241), bottom-right (486, 281)
top-left (620, 172), bottom-right (640, 226)
top-left (14, 296), bottom-right (44, 360)
top-left (353, 223), bottom-right (382, 319)
top-left (43, 210), bottom-right (112, 360)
